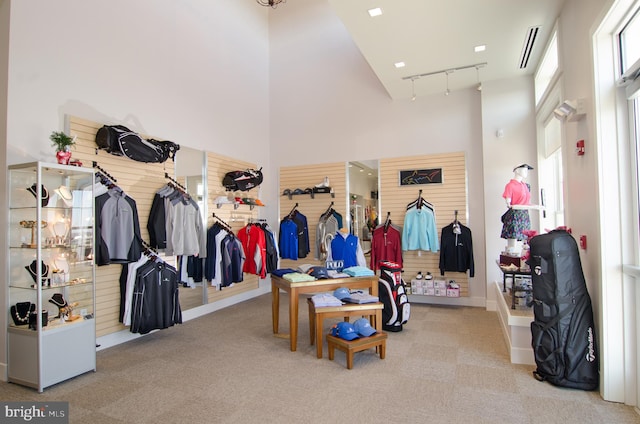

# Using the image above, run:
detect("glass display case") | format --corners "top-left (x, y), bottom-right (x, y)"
top-left (7, 161), bottom-right (96, 391)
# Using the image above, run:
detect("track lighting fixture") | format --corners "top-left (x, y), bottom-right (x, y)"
top-left (475, 66), bottom-right (482, 91)
top-left (257, 0), bottom-right (285, 8)
top-left (411, 78), bottom-right (417, 101)
top-left (402, 62), bottom-right (487, 99)
top-left (445, 71), bottom-right (451, 96)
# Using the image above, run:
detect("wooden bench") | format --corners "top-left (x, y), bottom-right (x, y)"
top-left (326, 332), bottom-right (388, 369)
top-left (306, 298), bottom-right (383, 359)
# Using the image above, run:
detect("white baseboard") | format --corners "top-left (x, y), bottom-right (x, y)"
top-left (408, 294), bottom-right (486, 308)
top-left (96, 284), bottom-right (271, 351)
top-left (0, 363), bottom-right (6, 383)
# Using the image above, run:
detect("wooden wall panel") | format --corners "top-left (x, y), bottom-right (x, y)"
top-left (380, 152), bottom-right (470, 297)
top-left (69, 116), bottom-right (178, 337)
top-left (68, 116), bottom-right (265, 338)
top-left (205, 151), bottom-right (261, 301)
top-left (278, 163), bottom-right (346, 269)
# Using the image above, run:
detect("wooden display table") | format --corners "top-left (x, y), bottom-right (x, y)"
top-left (306, 298), bottom-right (383, 358)
top-left (271, 274), bottom-right (378, 352)
top-left (326, 332), bottom-right (388, 369)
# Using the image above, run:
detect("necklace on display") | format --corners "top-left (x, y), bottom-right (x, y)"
top-left (49, 293), bottom-right (68, 308)
top-left (11, 302), bottom-right (33, 325)
top-left (52, 221), bottom-right (68, 245)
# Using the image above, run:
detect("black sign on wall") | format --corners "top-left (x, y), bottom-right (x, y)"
top-left (399, 168), bottom-right (443, 186)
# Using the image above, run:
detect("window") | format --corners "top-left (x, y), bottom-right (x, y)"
top-left (539, 117), bottom-right (564, 231)
top-left (619, 9), bottom-right (640, 76)
top-left (534, 29), bottom-right (559, 105)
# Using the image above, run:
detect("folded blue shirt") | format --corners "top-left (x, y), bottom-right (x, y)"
top-left (343, 266), bottom-right (375, 277)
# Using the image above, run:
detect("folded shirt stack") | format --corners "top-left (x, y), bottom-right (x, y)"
top-left (311, 293), bottom-right (344, 307)
top-left (282, 272), bottom-right (317, 282)
top-left (343, 266), bottom-right (375, 277)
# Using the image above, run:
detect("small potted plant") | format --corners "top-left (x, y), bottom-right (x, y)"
top-left (49, 131), bottom-right (76, 165)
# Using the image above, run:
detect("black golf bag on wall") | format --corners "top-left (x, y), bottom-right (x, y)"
top-left (528, 229), bottom-right (599, 391)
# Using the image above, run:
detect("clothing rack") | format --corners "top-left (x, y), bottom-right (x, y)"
top-left (453, 210), bottom-right (461, 234)
top-left (92, 161), bottom-right (118, 183)
top-left (406, 189), bottom-right (434, 211)
top-left (321, 201), bottom-right (334, 218)
top-left (286, 203), bottom-right (299, 219)
top-left (384, 211), bottom-right (391, 230)
top-left (211, 213), bottom-right (233, 232)
top-left (164, 172), bottom-right (187, 193)
top-left (140, 239), bottom-right (159, 258)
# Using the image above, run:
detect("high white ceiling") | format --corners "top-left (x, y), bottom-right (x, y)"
top-left (326, 0), bottom-right (566, 100)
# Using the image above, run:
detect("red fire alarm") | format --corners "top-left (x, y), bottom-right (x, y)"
top-left (576, 139), bottom-right (585, 156)
top-left (579, 235), bottom-right (587, 249)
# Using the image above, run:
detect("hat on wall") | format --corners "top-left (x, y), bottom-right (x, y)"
top-left (331, 321), bottom-right (360, 341)
top-left (512, 164), bottom-right (534, 172)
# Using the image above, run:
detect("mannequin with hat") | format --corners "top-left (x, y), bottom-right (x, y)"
top-left (501, 164), bottom-right (542, 255)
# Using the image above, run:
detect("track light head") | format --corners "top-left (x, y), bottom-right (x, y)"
top-left (410, 77), bottom-right (417, 101)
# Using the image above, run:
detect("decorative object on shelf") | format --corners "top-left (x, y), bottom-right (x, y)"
top-left (26, 183), bottom-right (50, 207)
top-left (20, 220), bottom-right (48, 248)
top-left (25, 259), bottom-right (50, 285)
top-left (49, 131), bottom-right (76, 165)
top-left (50, 256), bottom-right (70, 286)
top-left (54, 185), bottom-right (73, 207)
top-left (10, 302), bottom-right (36, 326)
top-left (28, 309), bottom-right (48, 330)
top-left (256, 0), bottom-right (285, 8)
top-left (49, 294), bottom-right (80, 321)
top-left (51, 220), bottom-right (69, 246)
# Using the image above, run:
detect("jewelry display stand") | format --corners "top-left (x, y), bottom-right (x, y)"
top-left (7, 161), bottom-right (96, 392)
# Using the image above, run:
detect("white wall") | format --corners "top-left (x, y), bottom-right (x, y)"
top-left (481, 76), bottom-right (538, 307)
top-left (2, 0), bottom-right (271, 380)
top-left (1, 0), bottom-right (622, 396)
top-left (0, 0), bottom-right (11, 381)
top-left (6, 0), bottom-right (270, 165)
top-left (268, 1), bottom-right (537, 305)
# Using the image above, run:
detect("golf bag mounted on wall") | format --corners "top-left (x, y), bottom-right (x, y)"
top-left (378, 261), bottom-right (410, 332)
top-left (528, 229), bottom-right (599, 391)
top-left (95, 124), bottom-right (180, 163)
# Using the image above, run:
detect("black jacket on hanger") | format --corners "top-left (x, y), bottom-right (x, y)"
top-left (439, 222), bottom-right (474, 277)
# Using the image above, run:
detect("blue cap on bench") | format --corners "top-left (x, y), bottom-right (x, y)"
top-left (353, 318), bottom-right (377, 337)
top-left (333, 287), bottom-right (350, 300)
top-left (332, 321), bottom-right (360, 341)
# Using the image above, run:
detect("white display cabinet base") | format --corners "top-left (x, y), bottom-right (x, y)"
top-left (494, 281), bottom-right (535, 365)
top-left (8, 319), bottom-right (96, 392)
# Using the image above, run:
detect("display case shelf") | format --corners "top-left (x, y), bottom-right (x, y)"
top-left (7, 161), bottom-right (96, 392)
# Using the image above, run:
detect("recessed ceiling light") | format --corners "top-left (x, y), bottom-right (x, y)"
top-left (474, 45), bottom-right (486, 53)
top-left (394, 62), bottom-right (406, 68)
top-left (368, 7), bottom-right (383, 17)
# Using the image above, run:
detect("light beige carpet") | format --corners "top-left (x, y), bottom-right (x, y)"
top-left (0, 292), bottom-right (638, 424)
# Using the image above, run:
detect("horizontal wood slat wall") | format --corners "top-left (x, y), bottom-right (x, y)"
top-left (279, 163), bottom-right (346, 270)
top-left (206, 152), bottom-right (261, 302)
top-left (380, 152), bottom-right (470, 297)
top-left (69, 116), bottom-right (177, 337)
top-left (68, 116), bottom-right (264, 338)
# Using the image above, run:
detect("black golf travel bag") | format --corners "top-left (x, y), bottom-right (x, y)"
top-left (528, 229), bottom-right (599, 390)
top-left (378, 261), bottom-right (410, 332)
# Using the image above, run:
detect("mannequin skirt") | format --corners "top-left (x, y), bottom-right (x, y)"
top-left (500, 208), bottom-right (530, 240)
